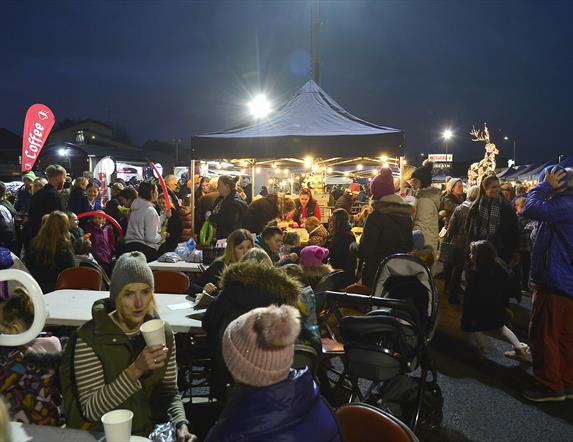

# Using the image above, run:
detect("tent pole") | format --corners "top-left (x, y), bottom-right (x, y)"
top-left (191, 159), bottom-right (195, 238)
top-left (251, 161), bottom-right (256, 201)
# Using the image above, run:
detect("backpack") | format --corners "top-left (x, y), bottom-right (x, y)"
top-left (58, 331), bottom-right (92, 430)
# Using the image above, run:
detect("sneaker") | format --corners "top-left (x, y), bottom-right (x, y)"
top-left (522, 384), bottom-right (565, 402)
top-left (504, 343), bottom-right (530, 363)
top-left (565, 387), bottom-right (573, 400)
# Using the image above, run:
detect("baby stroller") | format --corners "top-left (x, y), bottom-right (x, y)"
top-left (338, 254), bottom-right (440, 433)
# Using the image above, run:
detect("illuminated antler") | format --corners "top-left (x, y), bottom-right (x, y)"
top-left (469, 123), bottom-right (490, 143)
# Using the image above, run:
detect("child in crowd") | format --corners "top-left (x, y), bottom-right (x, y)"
top-left (0, 288), bottom-right (62, 425)
top-left (205, 305), bottom-right (342, 442)
top-left (325, 208), bottom-right (357, 287)
top-left (300, 245), bottom-right (333, 289)
top-left (66, 211), bottom-right (84, 243)
top-left (305, 216), bottom-right (328, 246)
top-left (514, 197), bottom-right (533, 293)
top-left (462, 240), bottom-right (529, 361)
top-left (157, 193), bottom-right (183, 255)
top-left (282, 263), bottom-right (322, 355)
top-left (72, 237), bottom-right (110, 287)
top-left (283, 231), bottom-right (302, 255)
top-left (83, 211), bottom-right (115, 273)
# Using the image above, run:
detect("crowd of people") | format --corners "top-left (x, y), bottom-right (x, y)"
top-left (0, 158), bottom-right (572, 440)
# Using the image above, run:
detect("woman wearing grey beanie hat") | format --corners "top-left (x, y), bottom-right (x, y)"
top-left (61, 251), bottom-right (197, 441)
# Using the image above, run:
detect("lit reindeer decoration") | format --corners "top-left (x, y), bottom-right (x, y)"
top-left (467, 123), bottom-right (499, 186)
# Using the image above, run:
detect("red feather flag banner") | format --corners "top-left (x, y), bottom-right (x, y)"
top-left (148, 160), bottom-right (172, 211)
top-left (21, 104), bottom-right (56, 172)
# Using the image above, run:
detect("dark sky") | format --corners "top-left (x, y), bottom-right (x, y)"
top-left (2, 0), bottom-right (572, 164)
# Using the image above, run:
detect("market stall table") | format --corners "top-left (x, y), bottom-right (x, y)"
top-left (148, 260), bottom-right (205, 273)
top-left (43, 290), bottom-right (202, 333)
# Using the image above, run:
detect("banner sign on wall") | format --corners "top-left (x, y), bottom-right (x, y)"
top-left (21, 104), bottom-right (56, 172)
top-left (427, 154), bottom-right (453, 163)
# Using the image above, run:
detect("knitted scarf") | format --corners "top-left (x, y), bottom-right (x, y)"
top-left (477, 196), bottom-right (501, 240)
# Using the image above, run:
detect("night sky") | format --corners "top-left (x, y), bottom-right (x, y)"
top-left (2, 0), bottom-right (572, 164)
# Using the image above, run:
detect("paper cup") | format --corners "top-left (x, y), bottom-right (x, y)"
top-left (101, 409), bottom-right (133, 442)
top-left (140, 319), bottom-right (166, 347)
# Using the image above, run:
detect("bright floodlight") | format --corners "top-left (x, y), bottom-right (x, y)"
top-left (58, 148), bottom-right (67, 157)
top-left (356, 163), bottom-right (363, 170)
top-left (442, 129), bottom-right (453, 140)
top-left (248, 94), bottom-right (271, 119)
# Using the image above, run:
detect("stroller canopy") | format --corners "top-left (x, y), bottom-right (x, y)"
top-left (373, 254), bottom-right (438, 319)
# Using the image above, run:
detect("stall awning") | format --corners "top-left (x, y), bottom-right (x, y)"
top-left (191, 80), bottom-right (404, 159)
top-left (517, 162), bottom-right (550, 181)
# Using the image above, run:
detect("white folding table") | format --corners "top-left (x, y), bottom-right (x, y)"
top-left (43, 289), bottom-right (203, 333)
top-left (147, 260), bottom-right (205, 273)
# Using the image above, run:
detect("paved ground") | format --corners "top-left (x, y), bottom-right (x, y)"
top-left (427, 294), bottom-right (573, 442)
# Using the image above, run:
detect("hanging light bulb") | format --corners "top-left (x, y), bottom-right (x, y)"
top-left (357, 163), bottom-right (363, 170)
top-left (327, 167), bottom-right (333, 174)
top-left (255, 167), bottom-right (261, 173)
top-left (304, 156), bottom-right (312, 169)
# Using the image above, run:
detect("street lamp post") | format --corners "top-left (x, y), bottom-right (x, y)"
top-left (504, 136), bottom-right (517, 164)
top-left (442, 129), bottom-right (453, 157)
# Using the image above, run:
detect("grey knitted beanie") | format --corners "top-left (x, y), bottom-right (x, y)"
top-left (109, 252), bottom-right (154, 306)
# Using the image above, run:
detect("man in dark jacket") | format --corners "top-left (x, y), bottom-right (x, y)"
top-left (521, 166), bottom-right (573, 402)
top-left (27, 165), bottom-right (66, 239)
top-left (15, 171), bottom-right (37, 214)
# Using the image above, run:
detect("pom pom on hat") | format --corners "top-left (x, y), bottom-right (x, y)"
top-left (222, 305), bottom-right (301, 387)
top-left (370, 168), bottom-right (395, 200)
top-left (300, 245), bottom-right (329, 267)
top-left (411, 160), bottom-right (434, 188)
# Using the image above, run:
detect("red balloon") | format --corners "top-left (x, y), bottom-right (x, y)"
top-left (148, 161), bottom-right (172, 211)
top-left (76, 211), bottom-right (123, 236)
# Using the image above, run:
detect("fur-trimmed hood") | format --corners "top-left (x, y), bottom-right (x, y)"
top-left (371, 194), bottom-right (412, 217)
top-left (220, 261), bottom-right (302, 305)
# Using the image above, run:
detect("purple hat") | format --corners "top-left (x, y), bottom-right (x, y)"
top-left (300, 245), bottom-right (329, 267)
top-left (370, 168), bottom-right (395, 200)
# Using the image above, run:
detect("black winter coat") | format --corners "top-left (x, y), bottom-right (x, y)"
top-left (210, 192), bottom-right (247, 240)
top-left (358, 195), bottom-right (413, 288)
top-left (27, 184), bottom-right (64, 239)
top-left (67, 187), bottom-right (90, 216)
top-left (466, 197), bottom-right (519, 262)
top-left (326, 231), bottom-right (357, 286)
top-left (242, 194), bottom-right (281, 234)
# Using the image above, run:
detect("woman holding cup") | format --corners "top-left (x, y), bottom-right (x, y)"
top-left (62, 251), bottom-right (196, 441)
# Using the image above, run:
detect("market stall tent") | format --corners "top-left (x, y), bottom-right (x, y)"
top-left (190, 80), bottom-right (404, 159)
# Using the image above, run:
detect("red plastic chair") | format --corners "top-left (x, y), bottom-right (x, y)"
top-left (55, 267), bottom-right (103, 291)
top-left (153, 271), bottom-right (190, 294)
top-left (336, 403), bottom-right (419, 442)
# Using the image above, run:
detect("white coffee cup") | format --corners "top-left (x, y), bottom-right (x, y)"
top-left (101, 409), bottom-right (133, 442)
top-left (140, 319), bottom-right (166, 347)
